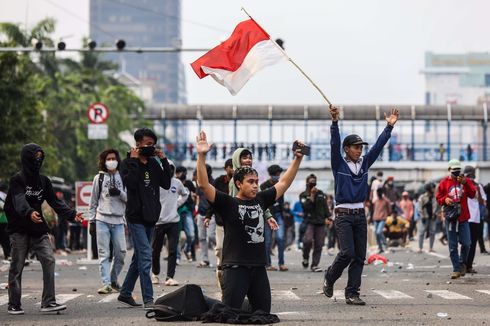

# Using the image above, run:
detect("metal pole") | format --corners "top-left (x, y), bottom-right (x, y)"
top-left (447, 103), bottom-right (452, 160)
top-left (303, 105), bottom-right (308, 143)
top-left (483, 102), bottom-right (488, 161)
top-left (411, 105), bottom-right (416, 160)
top-left (233, 105), bottom-right (238, 146)
top-left (268, 105), bottom-right (273, 160)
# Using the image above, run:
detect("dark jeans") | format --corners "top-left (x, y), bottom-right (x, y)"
top-left (327, 224), bottom-right (337, 249)
top-left (265, 212), bottom-right (285, 266)
top-left (120, 223), bottom-right (154, 304)
top-left (222, 265), bottom-right (271, 313)
top-left (325, 212), bottom-right (367, 297)
top-left (467, 222), bottom-right (481, 270)
top-left (151, 222), bottom-right (179, 279)
top-left (477, 221), bottom-right (486, 253)
top-left (0, 223), bottom-right (11, 258)
top-left (69, 223), bottom-right (81, 251)
top-left (55, 218), bottom-right (68, 250)
top-left (9, 233), bottom-right (56, 307)
top-left (446, 220), bottom-right (470, 272)
top-left (302, 223), bottom-right (326, 267)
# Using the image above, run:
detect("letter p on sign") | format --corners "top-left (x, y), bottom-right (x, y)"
top-left (87, 102), bottom-right (109, 124)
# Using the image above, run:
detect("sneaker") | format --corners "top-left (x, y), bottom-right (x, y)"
top-left (466, 268), bottom-right (477, 274)
top-left (266, 266), bottom-right (277, 271)
top-left (311, 266), bottom-right (323, 272)
top-left (111, 282), bottom-right (121, 292)
top-left (450, 272), bottom-right (461, 279)
top-left (302, 258), bottom-right (309, 268)
top-left (279, 265), bottom-right (289, 272)
top-left (345, 295), bottom-right (366, 305)
top-left (417, 249), bottom-right (423, 254)
top-left (8, 305), bottom-right (24, 315)
top-left (323, 277), bottom-right (334, 298)
top-left (117, 295), bottom-right (142, 307)
top-left (97, 285), bottom-right (113, 294)
top-left (151, 273), bottom-right (160, 284)
top-left (164, 278), bottom-right (179, 286)
top-left (197, 261), bottom-right (210, 268)
top-left (460, 264), bottom-right (467, 277)
top-left (40, 302), bottom-right (67, 312)
top-left (143, 300), bottom-right (155, 310)
top-left (185, 251), bottom-right (193, 261)
top-left (176, 258), bottom-right (181, 266)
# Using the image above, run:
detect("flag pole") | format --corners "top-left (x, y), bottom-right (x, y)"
top-left (241, 7), bottom-right (333, 107)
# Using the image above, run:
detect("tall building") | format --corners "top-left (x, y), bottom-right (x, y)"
top-left (90, 0), bottom-right (186, 104)
top-left (422, 52), bottom-right (490, 105)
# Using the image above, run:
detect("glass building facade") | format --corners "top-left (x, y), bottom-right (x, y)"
top-left (89, 0), bottom-right (186, 104)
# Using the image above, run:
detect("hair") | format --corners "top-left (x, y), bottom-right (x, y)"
top-left (233, 166), bottom-right (258, 188)
top-left (133, 128), bottom-right (157, 143)
top-left (376, 187), bottom-right (384, 197)
top-left (98, 149), bottom-right (121, 172)
top-left (306, 173), bottom-right (317, 183)
top-left (376, 171), bottom-right (383, 177)
top-left (224, 158), bottom-right (233, 169)
top-left (175, 166), bottom-right (187, 174)
top-left (239, 149), bottom-right (252, 159)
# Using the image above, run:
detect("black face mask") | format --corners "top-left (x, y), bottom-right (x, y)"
top-left (139, 146), bottom-right (155, 157)
top-left (308, 182), bottom-right (317, 188)
top-left (34, 157), bottom-right (44, 172)
top-left (178, 173), bottom-right (187, 181)
top-left (451, 170), bottom-right (461, 177)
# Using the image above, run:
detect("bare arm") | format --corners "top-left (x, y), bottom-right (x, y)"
top-left (274, 142), bottom-right (305, 200)
top-left (196, 131), bottom-right (216, 204)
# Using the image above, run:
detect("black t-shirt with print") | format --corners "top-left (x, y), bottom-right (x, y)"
top-left (212, 187), bottom-right (277, 266)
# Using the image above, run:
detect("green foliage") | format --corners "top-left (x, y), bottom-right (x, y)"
top-left (0, 19), bottom-right (146, 183)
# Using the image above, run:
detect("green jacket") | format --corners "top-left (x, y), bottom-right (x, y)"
top-left (299, 189), bottom-right (330, 225)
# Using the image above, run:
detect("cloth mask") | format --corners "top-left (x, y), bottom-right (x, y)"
top-left (105, 160), bottom-right (118, 171)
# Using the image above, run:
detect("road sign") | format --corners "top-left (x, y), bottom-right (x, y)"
top-left (87, 124), bottom-right (108, 140)
top-left (75, 181), bottom-right (93, 219)
top-left (87, 102), bottom-right (109, 124)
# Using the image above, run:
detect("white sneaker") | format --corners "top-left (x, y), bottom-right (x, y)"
top-left (151, 274), bottom-right (159, 284)
top-left (164, 278), bottom-right (179, 286)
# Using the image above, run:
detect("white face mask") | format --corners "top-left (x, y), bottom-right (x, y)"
top-left (105, 160), bottom-right (118, 171)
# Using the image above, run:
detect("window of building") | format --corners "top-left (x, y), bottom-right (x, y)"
top-left (485, 74), bottom-right (490, 86)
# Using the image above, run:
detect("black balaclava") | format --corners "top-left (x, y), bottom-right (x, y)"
top-left (21, 143), bottom-right (44, 177)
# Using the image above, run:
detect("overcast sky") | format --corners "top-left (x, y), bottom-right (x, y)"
top-left (1, 0), bottom-right (488, 105)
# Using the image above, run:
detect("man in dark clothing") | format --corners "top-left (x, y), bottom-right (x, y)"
top-left (261, 164), bottom-right (288, 271)
top-left (324, 106), bottom-right (399, 305)
top-left (176, 166), bottom-right (197, 261)
top-left (196, 165), bottom-right (216, 267)
top-left (5, 143), bottom-right (83, 315)
top-left (117, 128), bottom-right (172, 309)
top-left (300, 174), bottom-right (330, 272)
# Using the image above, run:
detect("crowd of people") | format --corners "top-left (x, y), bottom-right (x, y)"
top-left (1, 108), bottom-right (490, 317)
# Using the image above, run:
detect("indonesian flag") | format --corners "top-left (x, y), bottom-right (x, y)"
top-left (191, 19), bottom-right (287, 95)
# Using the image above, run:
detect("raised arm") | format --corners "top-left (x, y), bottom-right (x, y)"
top-left (365, 108), bottom-right (399, 168)
top-left (274, 142), bottom-right (304, 200)
top-left (329, 106), bottom-right (342, 170)
top-left (196, 131), bottom-right (216, 204)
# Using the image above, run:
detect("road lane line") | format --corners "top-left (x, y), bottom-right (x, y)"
top-left (36, 293), bottom-right (83, 305)
top-left (427, 252), bottom-right (448, 259)
top-left (332, 290), bottom-right (345, 300)
top-left (0, 294), bottom-right (29, 306)
top-left (272, 290), bottom-right (300, 300)
top-left (98, 293), bottom-right (119, 303)
top-left (425, 290), bottom-right (471, 300)
top-left (476, 290), bottom-right (490, 295)
top-left (373, 290), bottom-right (413, 299)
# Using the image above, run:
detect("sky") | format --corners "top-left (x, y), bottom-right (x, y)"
top-left (0, 0), bottom-right (488, 105)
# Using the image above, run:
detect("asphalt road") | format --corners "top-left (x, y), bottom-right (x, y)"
top-left (2, 239), bottom-right (490, 325)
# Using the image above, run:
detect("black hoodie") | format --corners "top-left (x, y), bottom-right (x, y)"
top-left (5, 143), bottom-right (76, 237)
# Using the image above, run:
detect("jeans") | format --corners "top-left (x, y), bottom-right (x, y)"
top-left (181, 211), bottom-right (195, 254)
top-left (96, 221), bottom-right (126, 286)
top-left (265, 211), bottom-right (285, 266)
top-left (326, 212), bottom-right (367, 297)
top-left (467, 222), bottom-right (480, 270)
top-left (197, 214), bottom-right (216, 262)
top-left (222, 265), bottom-right (271, 313)
top-left (302, 223), bottom-right (326, 267)
top-left (120, 223), bottom-right (154, 304)
top-left (215, 225), bottom-right (224, 267)
top-left (446, 220), bottom-right (471, 272)
top-left (151, 222), bottom-right (179, 279)
top-left (418, 218), bottom-right (436, 250)
top-left (0, 223), bottom-right (11, 258)
top-left (9, 233), bottom-right (55, 307)
top-left (374, 220), bottom-right (386, 251)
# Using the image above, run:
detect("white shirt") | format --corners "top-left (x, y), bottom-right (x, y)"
top-left (468, 183), bottom-right (487, 223)
top-left (335, 157), bottom-right (364, 209)
top-left (157, 178), bottom-right (189, 224)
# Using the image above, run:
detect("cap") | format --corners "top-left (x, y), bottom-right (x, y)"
top-left (267, 164), bottom-right (283, 176)
top-left (448, 159), bottom-right (462, 171)
top-left (342, 134), bottom-right (368, 148)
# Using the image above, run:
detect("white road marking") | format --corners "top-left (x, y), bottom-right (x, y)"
top-left (332, 290), bottom-right (345, 300)
top-left (272, 290), bottom-right (300, 300)
top-left (373, 290), bottom-right (413, 299)
top-left (36, 293), bottom-right (82, 305)
top-left (98, 293), bottom-right (119, 303)
top-left (476, 290), bottom-right (490, 295)
top-left (0, 294), bottom-right (29, 306)
top-left (427, 252), bottom-right (448, 259)
top-left (425, 290), bottom-right (471, 300)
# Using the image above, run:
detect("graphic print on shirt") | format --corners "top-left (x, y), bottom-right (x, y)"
top-left (25, 186), bottom-right (43, 201)
top-left (448, 184), bottom-right (463, 203)
top-left (238, 203), bottom-right (265, 243)
top-left (143, 171), bottom-right (151, 187)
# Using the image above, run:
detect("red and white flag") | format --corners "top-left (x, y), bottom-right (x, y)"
top-left (191, 19), bottom-right (287, 95)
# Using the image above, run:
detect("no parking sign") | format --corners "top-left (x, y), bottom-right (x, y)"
top-left (87, 102), bottom-right (109, 124)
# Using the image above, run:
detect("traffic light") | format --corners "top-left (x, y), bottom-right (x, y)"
top-left (57, 41), bottom-right (66, 51)
top-left (116, 39), bottom-right (126, 51)
top-left (88, 39), bottom-right (97, 50)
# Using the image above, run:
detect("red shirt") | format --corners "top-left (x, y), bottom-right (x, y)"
top-left (436, 176), bottom-right (476, 222)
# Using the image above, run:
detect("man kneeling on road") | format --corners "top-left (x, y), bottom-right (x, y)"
top-left (195, 131), bottom-right (305, 313)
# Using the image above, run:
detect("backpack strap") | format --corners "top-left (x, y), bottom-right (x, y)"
top-left (97, 173), bottom-right (104, 202)
top-left (145, 305), bottom-right (184, 321)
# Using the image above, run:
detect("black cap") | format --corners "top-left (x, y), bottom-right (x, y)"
top-left (267, 164), bottom-right (283, 176)
top-left (342, 134), bottom-right (368, 148)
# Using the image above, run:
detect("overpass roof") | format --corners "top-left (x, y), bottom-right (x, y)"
top-left (145, 104), bottom-right (488, 121)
